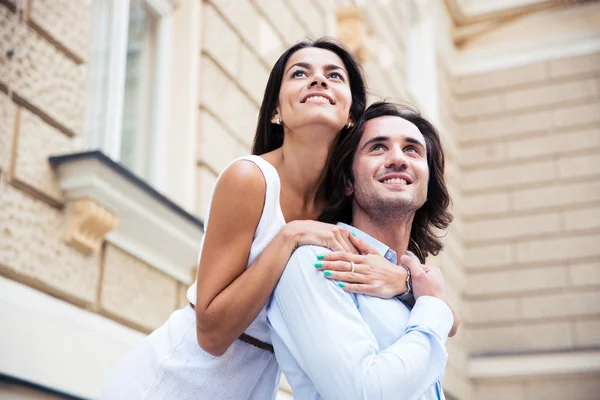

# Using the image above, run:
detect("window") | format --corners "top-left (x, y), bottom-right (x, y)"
top-left (84, 0), bottom-right (173, 188)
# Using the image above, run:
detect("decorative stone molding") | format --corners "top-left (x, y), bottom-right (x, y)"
top-left (65, 198), bottom-right (118, 255)
top-left (49, 151), bottom-right (204, 283)
top-left (336, 7), bottom-right (371, 63)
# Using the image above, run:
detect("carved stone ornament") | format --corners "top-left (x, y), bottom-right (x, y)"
top-left (336, 6), bottom-right (371, 63)
top-left (65, 198), bottom-right (118, 255)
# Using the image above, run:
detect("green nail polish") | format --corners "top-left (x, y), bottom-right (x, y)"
top-left (324, 270), bottom-right (332, 277)
top-left (352, 232), bottom-right (357, 237)
top-left (316, 254), bottom-right (325, 260)
top-left (338, 282), bottom-right (346, 288)
top-left (314, 262), bottom-right (323, 268)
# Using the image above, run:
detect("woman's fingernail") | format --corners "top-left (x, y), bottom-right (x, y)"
top-left (316, 254), bottom-right (325, 260)
top-left (314, 262), bottom-right (323, 268)
top-left (338, 282), bottom-right (346, 288)
top-left (351, 232), bottom-right (357, 237)
top-left (324, 270), bottom-right (333, 277)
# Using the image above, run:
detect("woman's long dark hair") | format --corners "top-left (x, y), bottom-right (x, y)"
top-left (252, 38), bottom-right (367, 155)
top-left (319, 101), bottom-right (453, 263)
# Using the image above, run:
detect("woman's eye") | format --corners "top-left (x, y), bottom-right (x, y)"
top-left (405, 146), bottom-right (419, 154)
top-left (370, 144), bottom-right (385, 152)
top-left (329, 72), bottom-right (344, 80)
top-left (291, 70), bottom-right (307, 78)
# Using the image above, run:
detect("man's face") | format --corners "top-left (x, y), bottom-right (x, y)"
top-left (349, 115), bottom-right (429, 220)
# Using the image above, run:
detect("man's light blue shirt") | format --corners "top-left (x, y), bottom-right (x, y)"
top-left (267, 223), bottom-right (453, 400)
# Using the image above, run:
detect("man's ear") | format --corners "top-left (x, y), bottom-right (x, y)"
top-left (345, 179), bottom-right (353, 196)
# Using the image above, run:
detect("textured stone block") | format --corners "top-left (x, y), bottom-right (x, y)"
top-left (508, 127), bottom-right (600, 160)
top-left (14, 106), bottom-right (71, 202)
top-left (524, 374), bottom-right (600, 400)
top-left (460, 109), bottom-right (552, 144)
top-left (199, 56), bottom-right (258, 147)
top-left (570, 261), bottom-right (600, 287)
top-left (454, 94), bottom-right (504, 119)
top-left (517, 234), bottom-right (600, 264)
top-left (511, 180), bottom-right (600, 211)
top-left (473, 382), bottom-right (525, 400)
top-left (197, 110), bottom-right (238, 173)
top-left (239, 44), bottom-right (269, 104)
top-left (462, 160), bottom-right (555, 192)
top-left (558, 152), bottom-right (600, 179)
top-left (0, 180), bottom-right (100, 304)
top-left (210, 0), bottom-right (261, 46)
top-left (466, 298), bottom-right (519, 324)
top-left (462, 192), bottom-right (510, 217)
top-left (553, 101), bottom-right (600, 129)
top-left (454, 62), bottom-right (548, 95)
top-left (0, 6), bottom-right (86, 136)
top-left (254, 0), bottom-right (305, 46)
top-left (29, 0), bottom-right (91, 62)
top-left (521, 290), bottom-right (600, 319)
top-left (203, 4), bottom-right (241, 79)
top-left (468, 321), bottom-right (573, 353)
top-left (465, 243), bottom-right (513, 269)
top-left (100, 244), bottom-right (179, 331)
top-left (504, 78), bottom-right (598, 111)
top-left (564, 205), bottom-right (600, 232)
top-left (459, 142), bottom-right (507, 167)
top-left (574, 319), bottom-right (600, 347)
top-left (466, 266), bottom-right (567, 297)
top-left (466, 213), bottom-right (561, 242)
top-left (0, 92), bottom-right (15, 172)
top-left (285, 0), bottom-right (325, 37)
top-left (550, 52), bottom-right (600, 78)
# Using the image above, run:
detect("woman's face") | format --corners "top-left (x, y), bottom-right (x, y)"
top-left (273, 47), bottom-right (352, 134)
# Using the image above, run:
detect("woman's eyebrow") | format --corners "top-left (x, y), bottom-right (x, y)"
top-left (286, 62), bottom-right (312, 74)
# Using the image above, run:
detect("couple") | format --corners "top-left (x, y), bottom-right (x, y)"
top-left (102, 38), bottom-right (458, 400)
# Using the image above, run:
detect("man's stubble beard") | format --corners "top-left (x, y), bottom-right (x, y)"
top-left (354, 190), bottom-right (421, 226)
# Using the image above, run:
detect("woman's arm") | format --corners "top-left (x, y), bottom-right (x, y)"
top-left (194, 160), bottom-right (357, 356)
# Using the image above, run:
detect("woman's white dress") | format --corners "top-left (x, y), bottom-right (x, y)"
top-left (101, 156), bottom-right (286, 400)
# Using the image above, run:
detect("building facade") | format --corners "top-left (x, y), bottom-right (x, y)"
top-left (1, 0), bottom-right (599, 399)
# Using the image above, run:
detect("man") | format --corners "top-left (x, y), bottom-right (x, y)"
top-left (267, 101), bottom-right (456, 399)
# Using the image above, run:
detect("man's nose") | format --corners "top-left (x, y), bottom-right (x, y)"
top-left (385, 147), bottom-right (409, 170)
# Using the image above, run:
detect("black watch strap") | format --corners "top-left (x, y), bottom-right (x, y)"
top-left (396, 264), bottom-right (415, 309)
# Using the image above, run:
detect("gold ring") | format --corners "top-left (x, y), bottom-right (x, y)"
top-left (350, 261), bottom-right (355, 273)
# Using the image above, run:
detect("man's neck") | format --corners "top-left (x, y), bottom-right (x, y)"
top-left (351, 211), bottom-right (414, 260)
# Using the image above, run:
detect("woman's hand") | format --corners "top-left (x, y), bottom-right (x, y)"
top-left (314, 232), bottom-right (408, 299)
top-left (282, 220), bottom-right (359, 254)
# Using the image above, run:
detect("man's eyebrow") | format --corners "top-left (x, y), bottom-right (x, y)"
top-left (406, 136), bottom-right (426, 150)
top-left (360, 136), bottom-right (389, 151)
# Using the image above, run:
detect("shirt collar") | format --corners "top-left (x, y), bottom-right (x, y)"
top-left (337, 222), bottom-right (398, 264)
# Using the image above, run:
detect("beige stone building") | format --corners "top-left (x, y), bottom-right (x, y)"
top-left (1, 0), bottom-right (599, 399)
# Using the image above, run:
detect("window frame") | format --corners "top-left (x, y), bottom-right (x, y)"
top-left (84, 0), bottom-right (174, 190)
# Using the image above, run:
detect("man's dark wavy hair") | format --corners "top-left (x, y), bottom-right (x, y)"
top-left (319, 101), bottom-right (453, 263)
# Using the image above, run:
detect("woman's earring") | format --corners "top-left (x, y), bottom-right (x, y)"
top-left (276, 117), bottom-right (281, 125)
top-left (346, 121), bottom-right (353, 129)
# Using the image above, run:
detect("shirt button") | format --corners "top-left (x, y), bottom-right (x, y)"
top-left (386, 252), bottom-right (393, 259)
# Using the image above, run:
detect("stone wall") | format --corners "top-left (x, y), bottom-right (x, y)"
top-left (454, 51), bottom-right (600, 399)
top-left (0, 0), bottom-right (185, 335)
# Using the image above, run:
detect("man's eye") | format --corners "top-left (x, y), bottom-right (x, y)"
top-left (291, 70), bottom-right (308, 78)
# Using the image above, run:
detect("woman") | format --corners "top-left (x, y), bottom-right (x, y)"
top-left (101, 38), bottom-right (410, 400)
